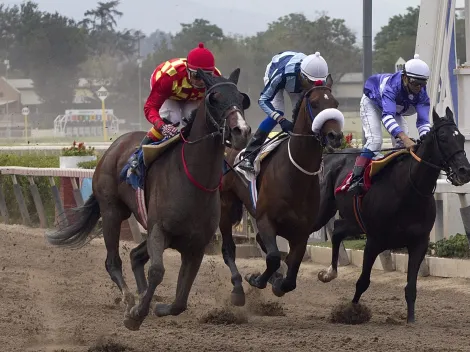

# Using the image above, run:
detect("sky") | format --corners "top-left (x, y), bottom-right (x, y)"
top-left (2, 0), bottom-right (466, 41)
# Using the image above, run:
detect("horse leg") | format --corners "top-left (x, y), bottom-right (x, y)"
top-left (130, 239), bottom-right (149, 295)
top-left (271, 236), bottom-right (308, 297)
top-left (220, 210), bottom-right (245, 307)
top-left (154, 247), bottom-right (205, 317)
top-left (318, 219), bottom-right (361, 283)
top-left (124, 225), bottom-right (167, 331)
top-left (245, 217), bottom-right (280, 289)
top-left (102, 211), bottom-right (135, 312)
top-left (352, 238), bottom-right (383, 304)
top-left (404, 236), bottom-right (429, 323)
top-left (256, 232), bottom-right (288, 279)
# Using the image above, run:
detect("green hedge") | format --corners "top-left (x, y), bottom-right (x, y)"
top-left (0, 154), bottom-right (59, 226)
top-left (428, 233), bottom-right (470, 258)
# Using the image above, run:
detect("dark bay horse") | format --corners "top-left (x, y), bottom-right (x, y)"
top-left (45, 68), bottom-right (252, 330)
top-left (223, 77), bottom-right (345, 302)
top-left (315, 107), bottom-right (470, 323)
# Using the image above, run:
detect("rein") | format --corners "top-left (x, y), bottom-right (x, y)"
top-left (286, 85), bottom-right (331, 176)
top-left (180, 81), bottom-right (244, 192)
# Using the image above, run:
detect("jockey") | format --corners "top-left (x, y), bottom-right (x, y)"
top-left (237, 51), bottom-right (329, 174)
top-left (127, 42), bottom-right (222, 174)
top-left (348, 54), bottom-right (431, 195)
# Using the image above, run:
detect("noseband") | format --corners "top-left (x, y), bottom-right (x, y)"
top-left (200, 82), bottom-right (245, 145)
top-left (409, 121), bottom-right (466, 195)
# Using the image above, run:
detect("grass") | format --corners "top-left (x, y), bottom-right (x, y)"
top-left (311, 239), bottom-right (367, 250)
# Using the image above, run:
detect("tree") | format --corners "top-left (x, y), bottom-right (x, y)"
top-left (171, 19), bottom-right (225, 53)
top-left (245, 13), bottom-right (362, 82)
top-left (373, 6), bottom-right (466, 72)
top-left (0, 2), bottom-right (88, 109)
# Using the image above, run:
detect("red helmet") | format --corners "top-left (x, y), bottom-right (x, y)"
top-left (187, 42), bottom-right (215, 72)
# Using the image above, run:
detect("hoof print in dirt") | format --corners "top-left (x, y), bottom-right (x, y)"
top-left (329, 301), bottom-right (372, 325)
top-left (88, 339), bottom-right (135, 352)
top-left (249, 301), bottom-right (286, 316)
top-left (199, 307), bottom-right (248, 325)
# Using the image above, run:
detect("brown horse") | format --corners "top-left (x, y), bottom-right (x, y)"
top-left (45, 68), bottom-right (252, 330)
top-left (222, 77), bottom-right (345, 303)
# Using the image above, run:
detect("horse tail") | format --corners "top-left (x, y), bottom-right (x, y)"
top-left (230, 196), bottom-right (244, 227)
top-left (45, 194), bottom-right (101, 249)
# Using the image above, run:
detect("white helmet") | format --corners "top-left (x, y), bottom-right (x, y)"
top-left (300, 52), bottom-right (329, 81)
top-left (404, 54), bottom-right (430, 80)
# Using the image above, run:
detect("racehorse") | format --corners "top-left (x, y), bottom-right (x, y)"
top-left (315, 107), bottom-right (470, 323)
top-left (45, 68), bottom-right (252, 331)
top-left (224, 76), bottom-right (344, 302)
top-left (128, 76), bottom-right (345, 306)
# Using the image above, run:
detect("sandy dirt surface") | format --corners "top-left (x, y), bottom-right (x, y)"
top-left (2, 224), bottom-right (470, 352)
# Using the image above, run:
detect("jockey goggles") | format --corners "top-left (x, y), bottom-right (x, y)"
top-left (408, 76), bottom-right (428, 88)
top-left (187, 68), bottom-right (214, 80)
top-left (301, 72), bottom-right (326, 87)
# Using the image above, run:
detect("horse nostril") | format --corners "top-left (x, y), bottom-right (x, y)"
top-left (327, 132), bottom-right (336, 140)
top-left (233, 127), bottom-right (241, 135)
top-left (458, 166), bottom-right (469, 175)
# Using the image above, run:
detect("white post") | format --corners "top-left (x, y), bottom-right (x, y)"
top-left (466, 0), bottom-right (470, 64)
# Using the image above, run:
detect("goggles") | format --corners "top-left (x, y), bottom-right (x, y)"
top-left (188, 68), bottom-right (214, 80)
top-left (408, 76), bottom-right (428, 88)
top-left (301, 73), bottom-right (326, 86)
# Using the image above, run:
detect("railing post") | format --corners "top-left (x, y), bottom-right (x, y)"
top-left (28, 176), bottom-right (47, 228)
top-left (11, 175), bottom-right (31, 226)
top-left (49, 176), bottom-right (68, 227)
top-left (0, 179), bottom-right (9, 224)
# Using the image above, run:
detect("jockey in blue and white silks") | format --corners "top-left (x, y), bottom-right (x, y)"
top-left (348, 54), bottom-right (431, 195)
top-left (237, 51), bottom-right (329, 174)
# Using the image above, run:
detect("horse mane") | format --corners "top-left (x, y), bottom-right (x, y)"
top-left (292, 89), bottom-right (309, 124)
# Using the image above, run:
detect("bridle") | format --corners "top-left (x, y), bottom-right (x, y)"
top-left (408, 120), bottom-right (466, 197)
top-left (180, 80), bottom-right (246, 192)
top-left (182, 81), bottom-right (245, 146)
top-left (286, 85), bottom-right (334, 176)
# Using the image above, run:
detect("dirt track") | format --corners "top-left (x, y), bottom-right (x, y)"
top-left (2, 224), bottom-right (470, 352)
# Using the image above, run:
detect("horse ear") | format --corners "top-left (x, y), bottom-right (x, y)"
top-left (445, 106), bottom-right (454, 122)
top-left (241, 93), bottom-right (250, 110)
top-left (432, 107), bottom-right (441, 124)
top-left (228, 68), bottom-right (241, 85)
top-left (326, 74), bottom-right (333, 88)
top-left (197, 68), bottom-right (213, 88)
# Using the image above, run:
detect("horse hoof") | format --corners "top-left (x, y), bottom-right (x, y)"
top-left (318, 269), bottom-right (336, 283)
top-left (123, 314), bottom-right (142, 331)
top-left (244, 273), bottom-right (266, 289)
top-left (272, 285), bottom-right (285, 298)
top-left (154, 303), bottom-right (186, 317)
top-left (231, 292), bottom-right (246, 307)
top-left (318, 269), bottom-right (328, 282)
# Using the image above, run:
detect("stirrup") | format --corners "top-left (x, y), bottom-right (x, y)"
top-left (238, 159), bottom-right (255, 173)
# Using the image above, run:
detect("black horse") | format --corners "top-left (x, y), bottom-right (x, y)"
top-left (314, 107), bottom-right (470, 323)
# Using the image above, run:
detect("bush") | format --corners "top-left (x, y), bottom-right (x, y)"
top-left (61, 141), bottom-right (96, 157)
top-left (429, 233), bottom-right (470, 258)
top-left (0, 154), bottom-right (60, 226)
top-left (77, 159), bottom-right (99, 169)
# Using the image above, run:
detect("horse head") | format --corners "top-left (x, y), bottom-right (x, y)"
top-left (293, 74), bottom-right (344, 149)
top-left (197, 68), bottom-right (251, 150)
top-left (420, 107), bottom-right (470, 186)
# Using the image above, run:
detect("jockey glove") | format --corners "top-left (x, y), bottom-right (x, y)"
top-left (278, 117), bottom-right (294, 133)
top-left (161, 124), bottom-right (179, 138)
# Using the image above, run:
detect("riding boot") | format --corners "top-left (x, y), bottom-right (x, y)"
top-left (128, 135), bottom-right (154, 174)
top-left (347, 155), bottom-right (371, 195)
top-left (237, 129), bottom-right (270, 174)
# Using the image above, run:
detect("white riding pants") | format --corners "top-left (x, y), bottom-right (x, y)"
top-left (360, 94), bottom-right (408, 155)
top-left (263, 63), bottom-right (302, 115)
top-left (159, 99), bottom-right (200, 126)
